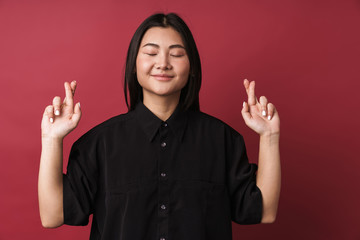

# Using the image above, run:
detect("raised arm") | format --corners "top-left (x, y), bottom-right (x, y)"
top-left (38, 81), bottom-right (81, 228)
top-left (241, 79), bottom-right (281, 223)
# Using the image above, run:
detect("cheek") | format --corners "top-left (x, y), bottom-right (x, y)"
top-left (136, 56), bottom-right (153, 74)
top-left (177, 59), bottom-right (190, 77)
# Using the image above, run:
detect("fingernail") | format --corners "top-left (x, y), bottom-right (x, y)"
top-left (55, 110), bottom-right (60, 116)
top-left (262, 110), bottom-right (266, 116)
top-left (243, 101), bottom-right (246, 107)
top-left (78, 102), bottom-right (81, 108)
top-left (268, 115), bottom-right (271, 120)
top-left (50, 118), bottom-right (54, 123)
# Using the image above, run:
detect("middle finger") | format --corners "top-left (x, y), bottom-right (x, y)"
top-left (247, 80), bottom-right (257, 106)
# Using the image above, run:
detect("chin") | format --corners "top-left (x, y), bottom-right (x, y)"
top-left (147, 88), bottom-right (181, 98)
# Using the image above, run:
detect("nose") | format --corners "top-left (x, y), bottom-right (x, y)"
top-left (156, 53), bottom-right (172, 70)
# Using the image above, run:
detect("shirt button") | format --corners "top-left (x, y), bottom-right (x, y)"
top-left (161, 172), bottom-right (166, 177)
top-left (160, 204), bottom-right (166, 210)
top-left (160, 142), bottom-right (167, 148)
top-left (160, 238), bottom-right (166, 240)
top-left (163, 122), bottom-right (168, 127)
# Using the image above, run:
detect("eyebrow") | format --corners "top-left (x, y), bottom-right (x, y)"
top-left (142, 43), bottom-right (185, 49)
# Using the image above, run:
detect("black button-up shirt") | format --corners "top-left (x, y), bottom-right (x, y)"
top-left (63, 102), bottom-right (262, 240)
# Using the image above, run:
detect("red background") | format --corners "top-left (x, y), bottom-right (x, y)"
top-left (0, 0), bottom-right (359, 239)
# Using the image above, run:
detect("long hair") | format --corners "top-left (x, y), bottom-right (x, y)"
top-left (124, 13), bottom-right (202, 111)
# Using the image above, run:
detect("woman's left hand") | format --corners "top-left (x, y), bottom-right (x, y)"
top-left (241, 79), bottom-right (280, 136)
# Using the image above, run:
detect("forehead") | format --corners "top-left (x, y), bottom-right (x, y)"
top-left (140, 27), bottom-right (184, 46)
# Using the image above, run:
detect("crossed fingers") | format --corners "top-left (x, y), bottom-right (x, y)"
top-left (243, 79), bottom-right (273, 120)
top-left (53, 81), bottom-right (76, 113)
top-left (46, 81), bottom-right (77, 123)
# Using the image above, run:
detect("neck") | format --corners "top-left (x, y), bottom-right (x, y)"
top-left (142, 92), bottom-right (180, 121)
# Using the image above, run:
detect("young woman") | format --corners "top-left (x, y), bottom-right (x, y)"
top-left (38, 13), bottom-right (280, 240)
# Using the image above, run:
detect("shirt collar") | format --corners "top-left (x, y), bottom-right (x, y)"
top-left (134, 101), bottom-right (188, 142)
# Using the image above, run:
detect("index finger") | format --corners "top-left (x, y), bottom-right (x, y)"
top-left (244, 79), bottom-right (257, 106)
top-left (64, 81), bottom-right (74, 106)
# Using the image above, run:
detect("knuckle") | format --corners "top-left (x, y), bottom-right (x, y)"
top-left (259, 96), bottom-right (267, 105)
top-left (46, 107), bottom-right (54, 115)
top-left (53, 96), bottom-right (61, 102)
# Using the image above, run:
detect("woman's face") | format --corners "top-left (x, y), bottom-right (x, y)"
top-left (136, 27), bottom-right (190, 100)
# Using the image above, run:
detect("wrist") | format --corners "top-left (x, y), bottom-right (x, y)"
top-left (260, 131), bottom-right (280, 138)
top-left (41, 135), bottom-right (64, 145)
top-left (259, 131), bottom-right (280, 145)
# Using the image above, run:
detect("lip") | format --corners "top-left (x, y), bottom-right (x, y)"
top-left (151, 74), bottom-right (174, 81)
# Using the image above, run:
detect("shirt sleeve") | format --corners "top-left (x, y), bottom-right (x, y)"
top-left (226, 128), bottom-right (263, 224)
top-left (63, 133), bottom-right (100, 226)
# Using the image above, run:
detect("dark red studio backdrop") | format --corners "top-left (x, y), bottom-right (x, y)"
top-left (0, 0), bottom-right (359, 239)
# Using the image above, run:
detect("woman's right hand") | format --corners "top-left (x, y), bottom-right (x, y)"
top-left (41, 81), bottom-right (82, 140)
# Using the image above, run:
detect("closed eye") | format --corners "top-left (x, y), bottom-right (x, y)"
top-left (170, 54), bottom-right (184, 57)
top-left (146, 53), bottom-right (157, 56)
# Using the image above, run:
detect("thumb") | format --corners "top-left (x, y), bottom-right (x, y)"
top-left (241, 101), bottom-right (251, 124)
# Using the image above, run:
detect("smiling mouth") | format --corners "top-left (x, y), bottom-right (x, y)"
top-left (151, 74), bottom-right (174, 81)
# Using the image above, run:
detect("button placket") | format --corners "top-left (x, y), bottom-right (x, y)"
top-left (158, 121), bottom-right (170, 239)
top-left (159, 122), bottom-right (169, 181)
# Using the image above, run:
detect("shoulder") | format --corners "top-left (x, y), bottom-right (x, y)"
top-left (73, 111), bottom-right (136, 147)
top-left (188, 110), bottom-right (243, 138)
top-left (188, 110), bottom-right (225, 125)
